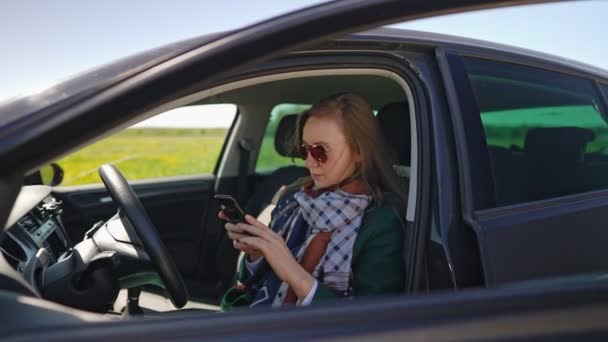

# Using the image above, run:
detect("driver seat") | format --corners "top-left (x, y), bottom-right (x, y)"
top-left (377, 101), bottom-right (411, 178)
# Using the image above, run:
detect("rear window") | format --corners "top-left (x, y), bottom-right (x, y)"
top-left (463, 57), bottom-right (608, 206)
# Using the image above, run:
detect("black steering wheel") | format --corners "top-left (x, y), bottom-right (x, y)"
top-left (99, 164), bottom-right (188, 308)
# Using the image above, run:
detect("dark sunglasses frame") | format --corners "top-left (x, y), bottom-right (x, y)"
top-left (299, 144), bottom-right (330, 163)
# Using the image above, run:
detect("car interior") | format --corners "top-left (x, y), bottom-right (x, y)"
top-left (0, 70), bottom-right (417, 316)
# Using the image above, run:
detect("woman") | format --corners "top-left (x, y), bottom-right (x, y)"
top-left (221, 93), bottom-right (407, 309)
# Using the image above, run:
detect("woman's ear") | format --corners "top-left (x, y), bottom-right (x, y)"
top-left (354, 145), bottom-right (363, 163)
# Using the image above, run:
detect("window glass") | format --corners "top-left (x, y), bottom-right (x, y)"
top-left (256, 103), bottom-right (309, 172)
top-left (56, 104), bottom-right (237, 186)
top-left (462, 58), bottom-right (608, 206)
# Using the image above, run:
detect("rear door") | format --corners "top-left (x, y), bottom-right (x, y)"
top-left (443, 51), bottom-right (608, 286)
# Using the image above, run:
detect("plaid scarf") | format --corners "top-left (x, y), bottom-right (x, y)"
top-left (270, 188), bottom-right (371, 306)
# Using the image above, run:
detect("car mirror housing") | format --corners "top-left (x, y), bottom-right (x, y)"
top-left (25, 163), bottom-right (64, 186)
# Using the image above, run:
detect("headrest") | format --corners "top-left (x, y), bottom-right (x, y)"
top-left (377, 102), bottom-right (410, 165)
top-left (524, 127), bottom-right (595, 163)
top-left (274, 114), bottom-right (299, 157)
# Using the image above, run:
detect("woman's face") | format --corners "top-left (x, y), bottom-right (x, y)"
top-left (302, 115), bottom-right (360, 188)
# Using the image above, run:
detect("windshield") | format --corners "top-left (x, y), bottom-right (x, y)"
top-left (0, 34), bottom-right (225, 129)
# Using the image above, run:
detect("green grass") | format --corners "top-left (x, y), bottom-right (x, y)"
top-left (56, 129), bottom-right (228, 186)
top-left (481, 105), bottom-right (608, 153)
top-left (55, 128), bottom-right (303, 186)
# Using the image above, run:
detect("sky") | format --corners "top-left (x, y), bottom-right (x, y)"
top-left (0, 0), bottom-right (605, 127)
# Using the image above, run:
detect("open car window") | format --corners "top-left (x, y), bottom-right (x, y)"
top-left (54, 104), bottom-right (237, 186)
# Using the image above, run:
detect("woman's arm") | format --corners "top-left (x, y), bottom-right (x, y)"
top-left (228, 215), bottom-right (316, 300)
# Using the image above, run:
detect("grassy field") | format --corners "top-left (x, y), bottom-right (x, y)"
top-left (481, 105), bottom-right (608, 152)
top-left (56, 128), bottom-right (226, 186)
top-left (56, 128), bottom-right (301, 186)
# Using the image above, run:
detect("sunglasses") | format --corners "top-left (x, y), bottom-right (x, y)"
top-left (299, 144), bottom-right (330, 163)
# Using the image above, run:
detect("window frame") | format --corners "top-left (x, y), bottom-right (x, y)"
top-left (599, 83), bottom-right (608, 114)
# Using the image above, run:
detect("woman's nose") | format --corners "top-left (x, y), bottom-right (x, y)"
top-left (304, 153), bottom-right (319, 168)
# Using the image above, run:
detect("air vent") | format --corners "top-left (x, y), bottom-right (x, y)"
top-left (45, 231), bottom-right (66, 259)
top-left (1, 235), bottom-right (26, 270)
top-left (18, 215), bottom-right (38, 233)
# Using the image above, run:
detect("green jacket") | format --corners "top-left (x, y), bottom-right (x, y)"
top-left (223, 195), bottom-right (406, 307)
top-left (314, 198), bottom-right (406, 301)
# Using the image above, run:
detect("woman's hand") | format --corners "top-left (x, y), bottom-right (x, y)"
top-left (219, 211), bottom-right (262, 261)
top-left (227, 215), bottom-right (315, 299)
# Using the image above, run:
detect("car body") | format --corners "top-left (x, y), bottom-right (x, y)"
top-left (2, 0), bottom-right (608, 340)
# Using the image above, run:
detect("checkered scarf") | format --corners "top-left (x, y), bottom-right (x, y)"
top-left (270, 189), bottom-right (371, 305)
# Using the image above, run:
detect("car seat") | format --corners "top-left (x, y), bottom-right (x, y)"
top-left (243, 114), bottom-right (309, 218)
top-left (523, 126), bottom-right (594, 201)
top-left (376, 101), bottom-right (411, 177)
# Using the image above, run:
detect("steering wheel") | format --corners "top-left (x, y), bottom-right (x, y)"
top-left (98, 164), bottom-right (188, 308)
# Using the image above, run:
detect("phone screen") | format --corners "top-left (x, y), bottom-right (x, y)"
top-left (214, 194), bottom-right (246, 223)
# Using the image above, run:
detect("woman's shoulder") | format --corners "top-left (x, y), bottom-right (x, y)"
top-left (352, 192), bottom-right (405, 258)
top-left (359, 192), bottom-right (406, 237)
top-left (366, 192), bottom-right (406, 220)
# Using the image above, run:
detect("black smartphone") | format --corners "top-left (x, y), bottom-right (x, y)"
top-left (214, 194), bottom-right (246, 223)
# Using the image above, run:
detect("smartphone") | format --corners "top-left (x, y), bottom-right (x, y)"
top-left (214, 194), bottom-right (246, 224)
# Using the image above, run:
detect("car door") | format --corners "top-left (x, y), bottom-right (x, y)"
top-left (0, 0), bottom-right (549, 339)
top-left (442, 50), bottom-right (608, 287)
top-left (51, 104), bottom-right (237, 281)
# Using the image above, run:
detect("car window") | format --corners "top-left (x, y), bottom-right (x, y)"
top-left (462, 57), bottom-right (608, 206)
top-left (255, 103), bottom-right (309, 172)
top-left (55, 104), bottom-right (237, 186)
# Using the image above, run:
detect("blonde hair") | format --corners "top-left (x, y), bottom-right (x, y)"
top-left (293, 93), bottom-right (407, 204)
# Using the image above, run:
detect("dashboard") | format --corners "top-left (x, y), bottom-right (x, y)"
top-left (1, 186), bottom-right (71, 291)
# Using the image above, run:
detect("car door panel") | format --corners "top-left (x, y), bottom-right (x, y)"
top-left (11, 277), bottom-right (608, 340)
top-left (53, 175), bottom-right (215, 277)
top-left (473, 193), bottom-right (608, 286)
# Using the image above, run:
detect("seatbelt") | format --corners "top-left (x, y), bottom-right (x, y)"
top-left (237, 138), bottom-right (253, 203)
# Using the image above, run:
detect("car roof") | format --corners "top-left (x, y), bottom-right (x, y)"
top-left (353, 27), bottom-right (608, 78)
top-left (1, 27), bottom-right (606, 129)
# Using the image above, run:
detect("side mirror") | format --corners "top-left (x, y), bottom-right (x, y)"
top-left (25, 163), bottom-right (64, 186)
top-left (41, 163), bottom-right (64, 186)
